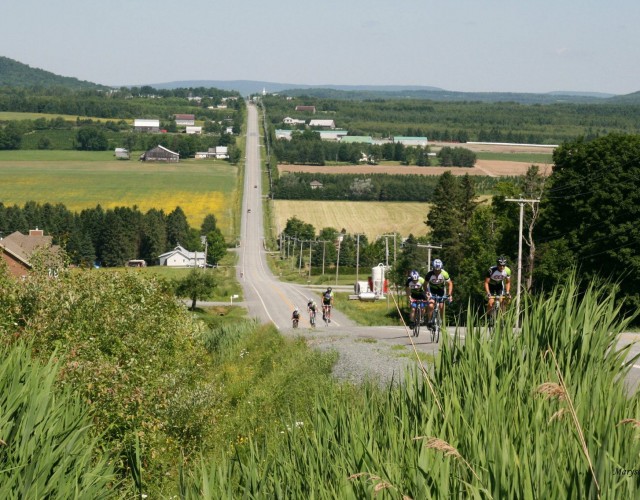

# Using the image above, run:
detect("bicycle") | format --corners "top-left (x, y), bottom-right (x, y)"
top-left (409, 298), bottom-right (428, 337)
top-left (487, 293), bottom-right (509, 332)
top-left (292, 316), bottom-right (299, 328)
top-left (427, 295), bottom-right (449, 343)
top-left (309, 309), bottom-right (316, 328)
top-left (322, 304), bottom-right (332, 326)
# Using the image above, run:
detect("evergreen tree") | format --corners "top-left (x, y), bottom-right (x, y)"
top-left (166, 207), bottom-right (190, 247)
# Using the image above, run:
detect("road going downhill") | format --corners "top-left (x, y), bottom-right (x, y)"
top-left (235, 101), bottom-right (640, 387)
top-left (237, 103), bottom-right (359, 331)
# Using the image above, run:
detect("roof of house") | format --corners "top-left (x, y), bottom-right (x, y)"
top-left (159, 245), bottom-right (205, 260)
top-left (175, 114), bottom-right (195, 120)
top-left (134, 119), bottom-right (160, 127)
top-left (309, 119), bottom-right (335, 127)
top-left (148, 145), bottom-right (179, 156)
top-left (0, 229), bottom-right (60, 267)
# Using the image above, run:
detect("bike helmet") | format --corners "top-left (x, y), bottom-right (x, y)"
top-left (497, 256), bottom-right (507, 266)
top-left (432, 259), bottom-right (443, 270)
top-left (409, 270), bottom-right (419, 281)
top-left (327, 287), bottom-right (332, 292)
top-left (294, 307), bottom-right (299, 313)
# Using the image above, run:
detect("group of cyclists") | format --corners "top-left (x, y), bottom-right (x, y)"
top-left (292, 287), bottom-right (334, 327)
top-left (292, 255), bottom-right (512, 329)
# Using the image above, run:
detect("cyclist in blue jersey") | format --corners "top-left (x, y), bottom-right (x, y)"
top-left (405, 270), bottom-right (427, 327)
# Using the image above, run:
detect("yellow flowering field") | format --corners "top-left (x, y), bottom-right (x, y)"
top-left (0, 154), bottom-right (238, 235)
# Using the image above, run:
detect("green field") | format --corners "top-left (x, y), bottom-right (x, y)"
top-left (0, 151), bottom-right (238, 234)
top-left (475, 151), bottom-right (554, 163)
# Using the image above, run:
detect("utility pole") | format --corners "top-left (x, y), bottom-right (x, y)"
top-left (505, 198), bottom-right (541, 329)
top-left (308, 240), bottom-right (313, 280)
top-left (417, 243), bottom-right (443, 270)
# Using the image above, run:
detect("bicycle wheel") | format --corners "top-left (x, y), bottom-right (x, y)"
top-left (324, 307), bottom-right (330, 326)
top-left (413, 307), bottom-right (421, 337)
top-left (432, 310), bottom-right (440, 343)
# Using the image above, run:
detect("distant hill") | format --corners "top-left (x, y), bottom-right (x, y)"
top-left (0, 56), bottom-right (107, 90)
top-left (143, 79), bottom-right (633, 104)
top-left (144, 79), bottom-right (444, 96)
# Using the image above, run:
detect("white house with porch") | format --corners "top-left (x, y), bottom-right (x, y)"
top-left (158, 245), bottom-right (206, 267)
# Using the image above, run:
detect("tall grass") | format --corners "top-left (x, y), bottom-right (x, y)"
top-left (184, 274), bottom-right (640, 498)
top-left (0, 343), bottom-right (116, 498)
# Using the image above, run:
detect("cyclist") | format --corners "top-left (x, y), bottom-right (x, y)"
top-left (484, 256), bottom-right (511, 313)
top-left (405, 270), bottom-right (427, 327)
top-left (307, 298), bottom-right (318, 325)
top-left (321, 287), bottom-right (334, 323)
top-left (425, 259), bottom-right (453, 326)
top-left (291, 307), bottom-right (300, 327)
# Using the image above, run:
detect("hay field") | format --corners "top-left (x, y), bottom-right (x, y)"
top-left (272, 200), bottom-right (430, 239)
top-left (0, 154), bottom-right (237, 234)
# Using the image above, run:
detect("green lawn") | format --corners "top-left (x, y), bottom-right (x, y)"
top-left (0, 151), bottom-right (238, 234)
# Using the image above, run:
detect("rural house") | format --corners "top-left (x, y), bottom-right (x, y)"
top-left (158, 245), bottom-right (206, 267)
top-left (310, 180), bottom-right (324, 190)
top-left (283, 117), bottom-right (305, 125)
top-left (208, 146), bottom-right (229, 159)
top-left (0, 228), bottom-right (61, 278)
top-left (185, 126), bottom-right (202, 135)
top-left (134, 119), bottom-right (160, 133)
top-left (309, 119), bottom-right (336, 129)
top-left (174, 114), bottom-right (195, 126)
top-left (295, 105), bottom-right (316, 113)
top-left (139, 145), bottom-right (180, 162)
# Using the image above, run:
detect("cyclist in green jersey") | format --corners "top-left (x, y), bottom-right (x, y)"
top-left (425, 259), bottom-right (453, 326)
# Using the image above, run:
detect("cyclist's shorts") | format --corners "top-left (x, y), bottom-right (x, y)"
top-left (488, 284), bottom-right (505, 296)
top-left (429, 288), bottom-right (446, 297)
top-left (410, 291), bottom-right (428, 301)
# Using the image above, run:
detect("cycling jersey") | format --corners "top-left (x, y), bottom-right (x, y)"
top-left (308, 302), bottom-right (317, 311)
top-left (406, 276), bottom-right (427, 299)
top-left (424, 270), bottom-right (450, 295)
top-left (322, 291), bottom-right (333, 305)
top-left (486, 265), bottom-right (511, 293)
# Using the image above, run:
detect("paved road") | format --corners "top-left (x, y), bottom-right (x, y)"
top-left (236, 102), bottom-right (640, 386)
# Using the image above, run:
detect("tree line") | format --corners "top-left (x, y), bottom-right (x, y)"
top-left (279, 134), bottom-right (640, 320)
top-left (272, 172), bottom-right (500, 201)
top-left (0, 202), bottom-right (226, 267)
top-left (262, 94), bottom-right (640, 145)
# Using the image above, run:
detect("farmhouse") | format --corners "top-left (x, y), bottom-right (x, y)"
top-left (283, 117), bottom-right (306, 125)
top-left (134, 119), bottom-right (160, 133)
top-left (185, 126), bottom-right (202, 135)
top-left (174, 114), bottom-right (195, 126)
top-left (0, 228), bottom-right (61, 278)
top-left (310, 180), bottom-right (324, 190)
top-left (210, 146), bottom-right (229, 159)
top-left (309, 119), bottom-right (336, 129)
top-left (393, 136), bottom-right (428, 147)
top-left (295, 105), bottom-right (316, 113)
top-left (139, 145), bottom-right (180, 162)
top-left (158, 245), bottom-right (206, 267)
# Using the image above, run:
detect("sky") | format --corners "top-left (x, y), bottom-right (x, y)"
top-left (1, 0), bottom-right (639, 95)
